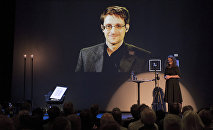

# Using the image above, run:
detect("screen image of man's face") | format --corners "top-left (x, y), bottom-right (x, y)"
top-left (103, 15), bottom-right (129, 45)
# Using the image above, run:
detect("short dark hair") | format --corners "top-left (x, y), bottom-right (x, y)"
top-left (47, 106), bottom-right (61, 119)
top-left (100, 6), bottom-right (130, 25)
top-left (63, 101), bottom-right (74, 116)
top-left (182, 105), bottom-right (193, 115)
top-left (130, 104), bottom-right (139, 119)
top-left (112, 107), bottom-right (122, 124)
top-left (140, 107), bottom-right (156, 125)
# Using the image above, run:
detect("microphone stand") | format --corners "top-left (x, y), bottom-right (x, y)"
top-left (153, 64), bottom-right (158, 111)
top-left (152, 63), bottom-right (165, 111)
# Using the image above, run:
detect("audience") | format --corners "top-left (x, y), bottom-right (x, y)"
top-left (198, 107), bottom-right (213, 130)
top-left (31, 107), bottom-right (45, 130)
top-left (43, 106), bottom-right (61, 130)
top-left (90, 104), bottom-right (100, 129)
top-left (0, 104), bottom-right (3, 115)
top-left (139, 107), bottom-right (158, 130)
top-left (100, 120), bottom-right (120, 130)
top-left (155, 110), bottom-right (165, 130)
top-left (12, 109), bottom-right (31, 129)
top-left (123, 104), bottom-right (139, 128)
top-left (63, 101), bottom-right (75, 116)
top-left (112, 108), bottom-right (122, 124)
top-left (67, 114), bottom-right (81, 130)
top-left (112, 107), bottom-right (127, 130)
top-left (100, 113), bottom-right (115, 126)
top-left (79, 109), bottom-right (93, 130)
top-left (0, 115), bottom-right (15, 130)
top-left (163, 114), bottom-right (182, 130)
top-left (0, 101), bottom-right (212, 130)
top-left (51, 116), bottom-right (71, 130)
top-left (128, 104), bottom-right (149, 130)
top-left (182, 111), bottom-right (205, 130)
top-left (20, 101), bottom-right (32, 112)
top-left (181, 105), bottom-right (193, 115)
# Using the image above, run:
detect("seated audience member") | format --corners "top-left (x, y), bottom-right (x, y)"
top-left (18, 112), bottom-right (33, 129)
top-left (32, 107), bottom-right (44, 119)
top-left (131, 104), bottom-right (140, 121)
top-left (164, 114), bottom-right (182, 130)
top-left (63, 101), bottom-right (75, 116)
top-left (12, 109), bottom-right (30, 129)
top-left (43, 106), bottom-right (61, 130)
top-left (67, 114), bottom-right (81, 130)
top-left (123, 104), bottom-right (139, 128)
top-left (79, 109), bottom-right (93, 130)
top-left (90, 104), bottom-right (100, 117)
top-left (100, 113), bottom-right (115, 126)
top-left (112, 107), bottom-right (127, 130)
top-left (207, 105), bottom-right (213, 130)
top-left (100, 120), bottom-right (120, 130)
top-left (182, 111), bottom-right (205, 130)
top-left (90, 104), bottom-right (100, 129)
top-left (181, 105), bottom-right (193, 115)
top-left (128, 104), bottom-right (149, 130)
top-left (20, 100), bottom-right (32, 112)
top-left (139, 107), bottom-right (158, 130)
top-left (112, 108), bottom-right (122, 124)
top-left (0, 104), bottom-right (3, 115)
top-left (155, 110), bottom-right (165, 130)
top-left (198, 107), bottom-right (213, 130)
top-left (31, 107), bottom-right (45, 130)
top-left (51, 116), bottom-right (71, 130)
top-left (0, 115), bottom-right (15, 130)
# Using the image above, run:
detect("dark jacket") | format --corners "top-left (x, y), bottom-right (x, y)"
top-left (75, 43), bottom-right (150, 73)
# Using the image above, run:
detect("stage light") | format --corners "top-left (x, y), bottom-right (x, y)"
top-left (107, 72), bottom-right (197, 112)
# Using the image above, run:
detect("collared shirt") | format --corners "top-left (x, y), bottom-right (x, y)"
top-left (102, 43), bottom-right (126, 72)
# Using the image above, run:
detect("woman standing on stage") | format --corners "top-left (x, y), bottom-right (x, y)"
top-left (164, 55), bottom-right (183, 112)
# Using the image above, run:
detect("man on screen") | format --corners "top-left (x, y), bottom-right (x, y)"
top-left (75, 6), bottom-right (150, 73)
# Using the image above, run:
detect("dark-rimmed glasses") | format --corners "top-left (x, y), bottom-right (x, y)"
top-left (102, 24), bottom-right (126, 31)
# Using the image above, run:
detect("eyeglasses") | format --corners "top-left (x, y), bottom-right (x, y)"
top-left (103, 24), bottom-right (126, 30)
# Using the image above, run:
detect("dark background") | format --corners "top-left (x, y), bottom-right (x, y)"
top-left (2, 0), bottom-right (213, 110)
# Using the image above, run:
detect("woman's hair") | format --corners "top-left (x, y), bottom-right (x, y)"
top-left (100, 6), bottom-right (130, 25)
top-left (182, 111), bottom-right (205, 130)
top-left (165, 55), bottom-right (178, 68)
